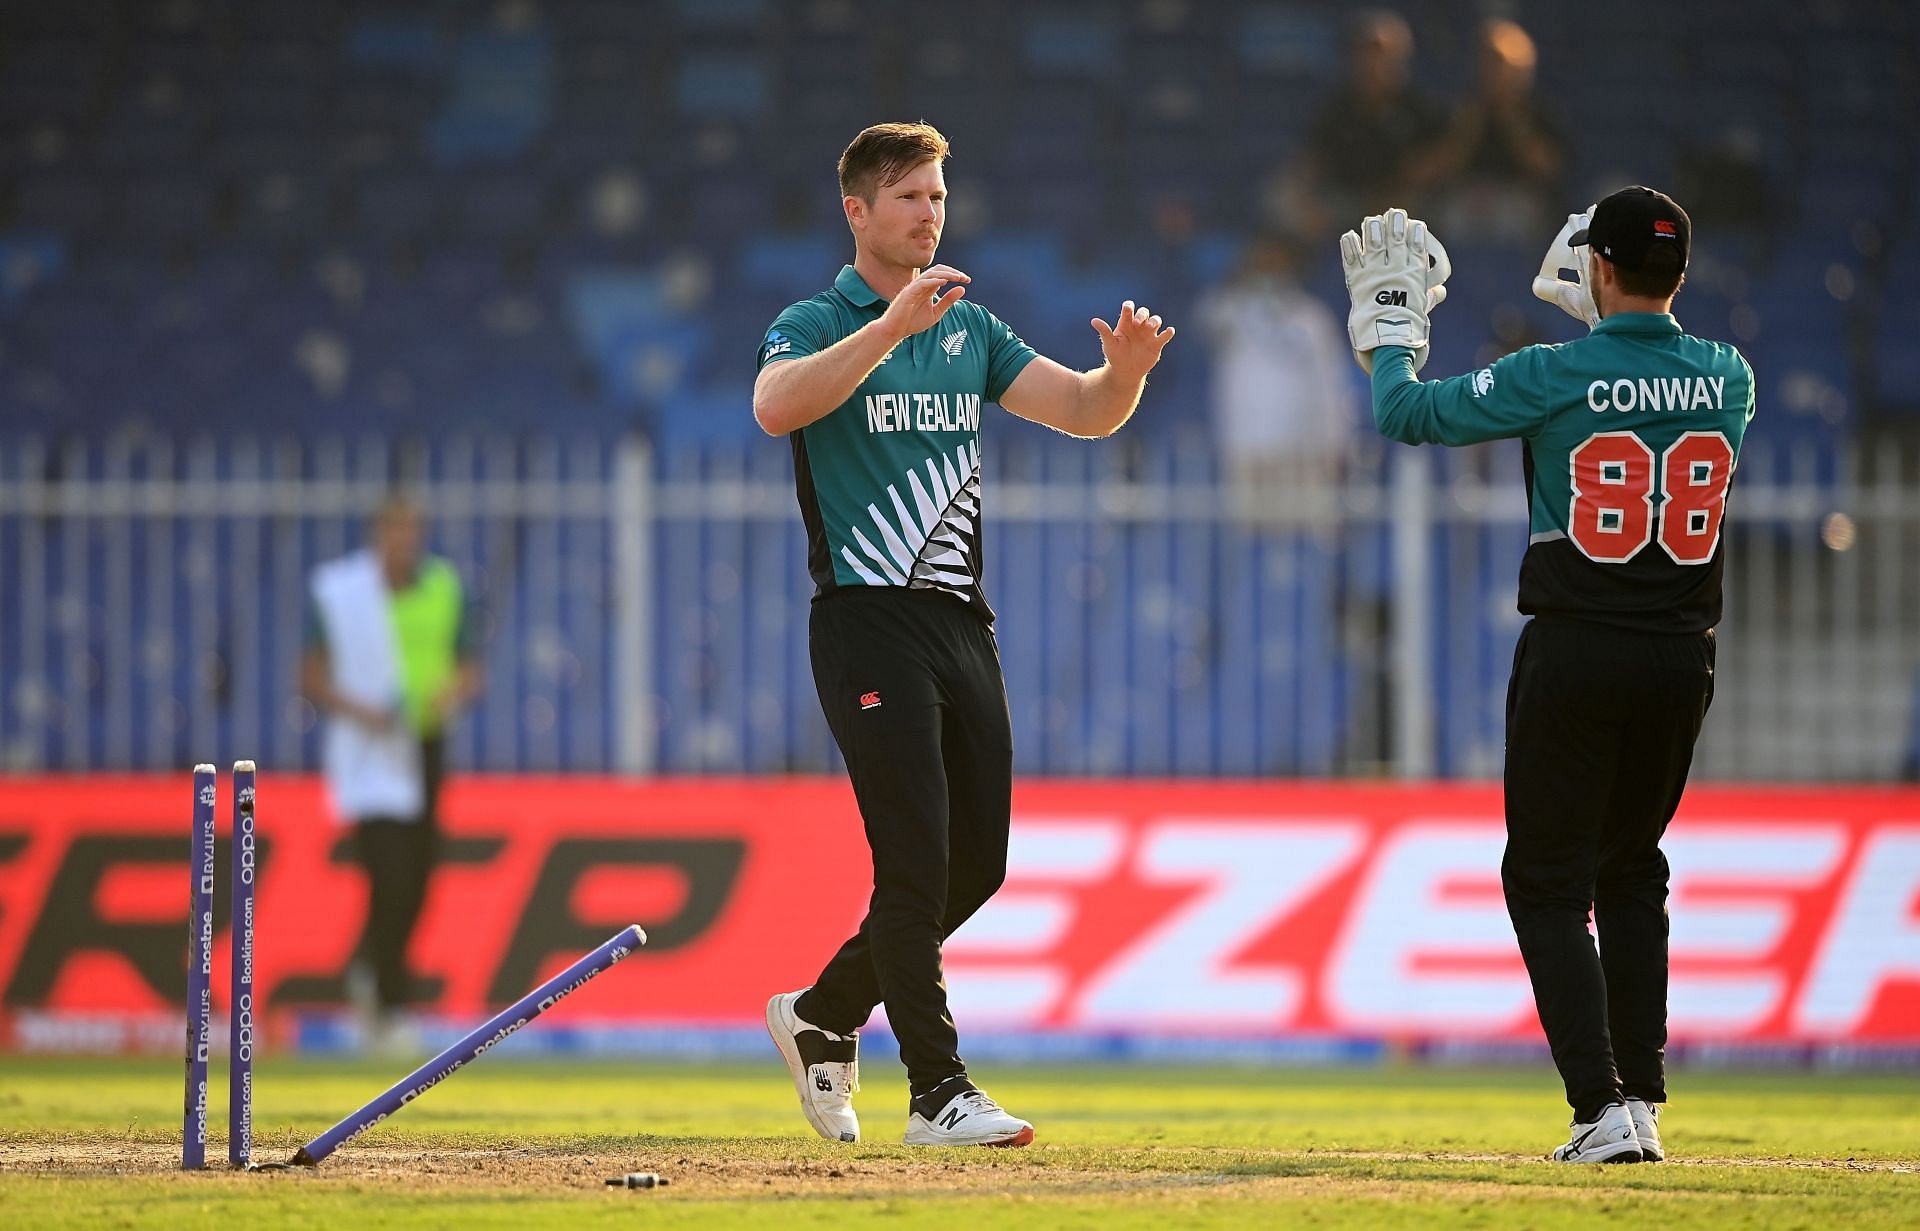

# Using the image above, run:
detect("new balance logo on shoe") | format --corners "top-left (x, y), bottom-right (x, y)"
top-left (903, 1087), bottom-right (1034, 1147)
top-left (815, 1072), bottom-right (833, 1093)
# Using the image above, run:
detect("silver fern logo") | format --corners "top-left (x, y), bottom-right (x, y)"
top-left (839, 441), bottom-right (981, 600)
top-left (940, 329), bottom-right (968, 362)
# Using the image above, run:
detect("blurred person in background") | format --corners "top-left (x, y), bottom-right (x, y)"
top-left (753, 121), bottom-right (1174, 1149)
top-left (1199, 232), bottom-right (1360, 530)
top-left (1275, 10), bottom-right (1446, 235)
top-left (1200, 231), bottom-right (1394, 775)
top-left (302, 495), bottom-right (483, 1053)
top-left (1416, 19), bottom-right (1568, 244)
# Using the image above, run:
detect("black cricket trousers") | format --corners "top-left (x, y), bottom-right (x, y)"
top-left (1502, 617), bottom-right (1715, 1122)
top-left (794, 588), bottom-right (1013, 1097)
top-left (352, 733), bottom-right (445, 1011)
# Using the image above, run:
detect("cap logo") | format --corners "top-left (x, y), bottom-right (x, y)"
top-left (1653, 220), bottom-right (1678, 237)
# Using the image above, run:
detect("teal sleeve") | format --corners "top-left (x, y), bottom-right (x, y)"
top-left (758, 302), bottom-right (832, 369)
top-left (980, 307), bottom-right (1040, 403)
top-left (1370, 344), bottom-right (1556, 446)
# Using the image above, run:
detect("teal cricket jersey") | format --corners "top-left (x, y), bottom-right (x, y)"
top-left (1372, 312), bottom-right (1756, 633)
top-left (758, 265), bottom-right (1038, 615)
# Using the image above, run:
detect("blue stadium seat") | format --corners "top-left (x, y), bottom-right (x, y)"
top-left (1236, 9), bottom-right (1337, 77)
top-left (0, 233), bottom-right (66, 309)
top-left (675, 54), bottom-right (769, 120)
top-left (13, 173), bottom-right (111, 235)
top-left (123, 175), bottom-right (217, 243)
top-left (673, 0), bottom-right (770, 27)
top-left (1872, 244), bottom-right (1920, 410)
top-left (0, 44), bottom-right (103, 121)
top-left (737, 234), bottom-right (840, 298)
top-left (352, 171), bottom-right (441, 239)
top-left (0, 0), bottom-right (1890, 469)
top-left (965, 233), bottom-right (1067, 298)
top-left (656, 382), bottom-right (757, 444)
top-left (448, 173), bottom-right (551, 241)
top-left (431, 29), bottom-right (554, 165)
top-left (347, 15), bottom-right (445, 72)
top-left (232, 169), bottom-right (332, 240)
top-left (1022, 12), bottom-right (1123, 75)
top-left (96, 116), bottom-right (204, 171)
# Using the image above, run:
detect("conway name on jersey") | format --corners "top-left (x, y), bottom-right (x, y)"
top-left (759, 265), bottom-right (1037, 613)
top-left (1371, 312), bottom-right (1756, 632)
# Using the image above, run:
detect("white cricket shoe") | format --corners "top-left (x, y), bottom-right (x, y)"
top-left (1550, 1102), bottom-right (1643, 1164)
top-left (1625, 1097), bottom-right (1664, 1162)
top-left (765, 991), bottom-right (860, 1143)
top-left (904, 1085), bottom-right (1035, 1148)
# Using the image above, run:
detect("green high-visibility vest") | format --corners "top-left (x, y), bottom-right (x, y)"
top-left (389, 556), bottom-right (464, 736)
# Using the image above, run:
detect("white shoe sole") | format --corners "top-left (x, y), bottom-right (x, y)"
top-left (765, 994), bottom-right (857, 1143)
top-left (1556, 1137), bottom-right (1643, 1164)
top-left (903, 1123), bottom-right (1035, 1148)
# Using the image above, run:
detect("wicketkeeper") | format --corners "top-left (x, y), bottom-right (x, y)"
top-left (1340, 189), bottom-right (1755, 1163)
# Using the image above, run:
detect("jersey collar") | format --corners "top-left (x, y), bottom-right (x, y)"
top-left (1591, 311), bottom-right (1681, 336)
top-left (833, 265), bottom-right (884, 309)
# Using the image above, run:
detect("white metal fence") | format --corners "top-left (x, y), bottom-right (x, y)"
top-left (1, 431), bottom-right (1915, 781)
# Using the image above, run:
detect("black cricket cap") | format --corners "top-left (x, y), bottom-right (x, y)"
top-left (1569, 185), bottom-right (1690, 272)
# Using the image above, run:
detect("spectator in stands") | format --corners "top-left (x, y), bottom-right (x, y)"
top-left (1416, 19), bottom-right (1567, 244)
top-left (301, 495), bottom-right (483, 1054)
top-left (1199, 232), bottom-right (1360, 530)
top-left (1274, 11), bottom-right (1446, 236)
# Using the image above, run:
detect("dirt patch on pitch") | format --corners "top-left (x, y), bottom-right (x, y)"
top-left (4, 1138), bottom-right (1911, 1199)
top-left (3, 1140), bottom-right (1103, 1196)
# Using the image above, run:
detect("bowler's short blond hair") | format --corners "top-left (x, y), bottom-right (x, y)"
top-left (838, 122), bottom-right (950, 203)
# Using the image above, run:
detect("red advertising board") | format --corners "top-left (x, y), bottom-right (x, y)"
top-left (1, 776), bottom-right (1917, 1049)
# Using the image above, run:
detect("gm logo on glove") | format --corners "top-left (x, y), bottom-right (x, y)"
top-left (1340, 207), bottom-right (1451, 374)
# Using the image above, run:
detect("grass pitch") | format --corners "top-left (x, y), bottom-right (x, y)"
top-left (3, 1055), bottom-right (1915, 1228)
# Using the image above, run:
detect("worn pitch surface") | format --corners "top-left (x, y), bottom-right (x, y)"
top-left (4, 1058), bottom-right (1915, 1228)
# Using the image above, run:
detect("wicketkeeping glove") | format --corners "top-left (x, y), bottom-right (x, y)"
top-left (1339, 208), bottom-right (1451, 374)
top-left (1532, 205), bottom-right (1599, 327)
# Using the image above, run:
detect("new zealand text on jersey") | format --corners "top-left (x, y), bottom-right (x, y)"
top-left (865, 392), bottom-right (983, 433)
